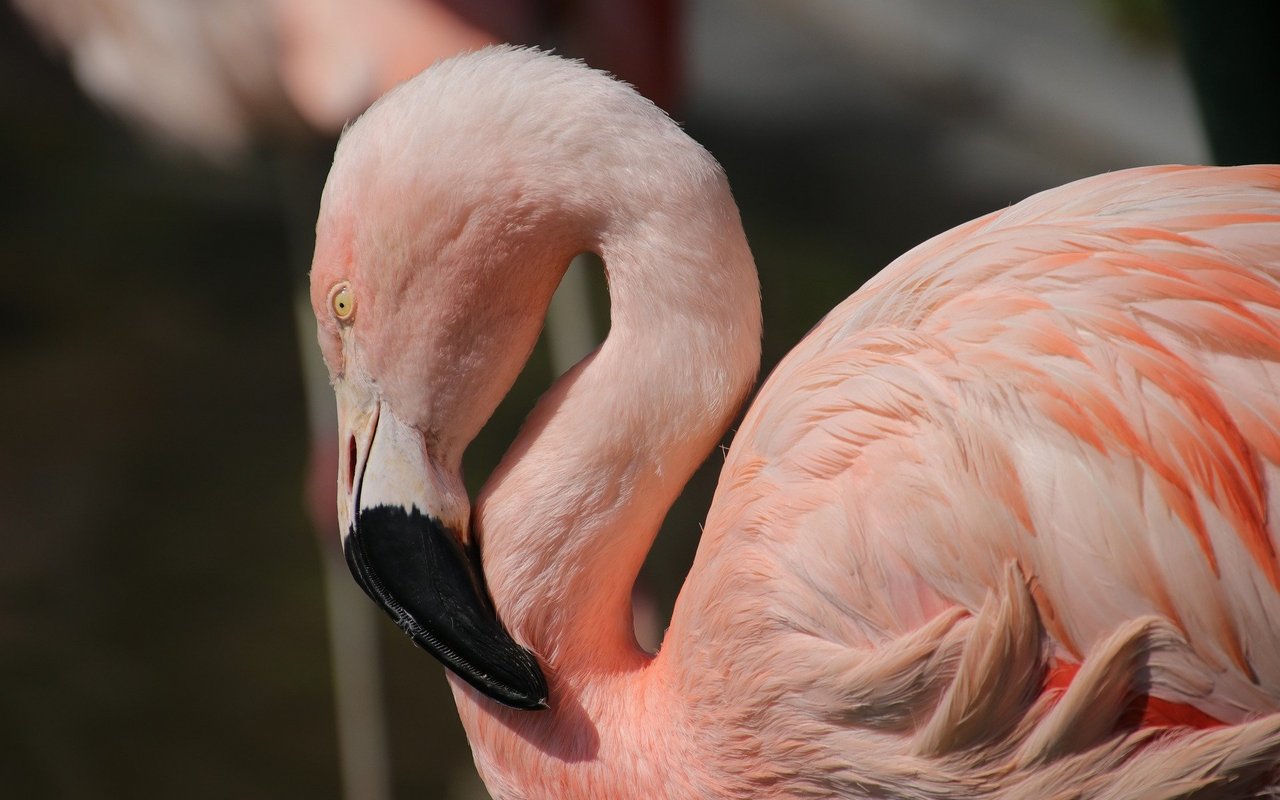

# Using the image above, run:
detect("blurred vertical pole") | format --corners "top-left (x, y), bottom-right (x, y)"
top-left (1171, 0), bottom-right (1280, 164)
top-left (545, 256), bottom-right (601, 374)
top-left (280, 147), bottom-right (394, 800)
top-left (295, 296), bottom-right (394, 800)
top-left (8, 2), bottom-right (398, 796)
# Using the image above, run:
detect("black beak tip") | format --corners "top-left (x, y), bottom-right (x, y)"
top-left (409, 631), bottom-right (550, 711)
top-left (344, 505), bottom-right (552, 712)
top-left (474, 673), bottom-right (549, 711)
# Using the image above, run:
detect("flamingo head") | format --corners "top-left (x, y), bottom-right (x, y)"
top-left (307, 47), bottom-right (625, 711)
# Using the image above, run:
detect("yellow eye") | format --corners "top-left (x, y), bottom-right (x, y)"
top-left (332, 283), bottom-right (355, 321)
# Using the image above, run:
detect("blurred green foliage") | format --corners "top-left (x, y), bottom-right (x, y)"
top-left (1093, 0), bottom-right (1173, 44)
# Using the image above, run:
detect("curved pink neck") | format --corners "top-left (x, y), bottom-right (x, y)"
top-left (461, 168), bottom-right (760, 793)
top-left (479, 224), bottom-right (760, 664)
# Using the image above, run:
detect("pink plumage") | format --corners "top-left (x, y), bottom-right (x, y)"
top-left (311, 47), bottom-right (1280, 798)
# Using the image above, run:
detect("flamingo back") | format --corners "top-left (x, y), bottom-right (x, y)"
top-left (664, 165), bottom-right (1280, 797)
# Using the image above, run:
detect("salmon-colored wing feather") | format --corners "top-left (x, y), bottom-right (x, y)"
top-left (673, 166), bottom-right (1280, 732)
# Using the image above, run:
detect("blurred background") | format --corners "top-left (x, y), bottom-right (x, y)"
top-left (1, 0), bottom-right (1276, 797)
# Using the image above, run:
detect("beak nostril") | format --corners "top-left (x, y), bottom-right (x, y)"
top-left (347, 435), bottom-right (358, 494)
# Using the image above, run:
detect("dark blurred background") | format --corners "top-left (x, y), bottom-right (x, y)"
top-left (2, 0), bottom-right (1275, 797)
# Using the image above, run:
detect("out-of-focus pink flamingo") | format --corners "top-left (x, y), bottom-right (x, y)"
top-left (13, 0), bottom-right (680, 156)
top-left (277, 0), bottom-right (681, 132)
top-left (312, 48), bottom-right (1280, 798)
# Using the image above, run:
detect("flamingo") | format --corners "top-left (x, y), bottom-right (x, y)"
top-left (309, 47), bottom-right (1280, 798)
top-left (15, 6), bottom-right (676, 796)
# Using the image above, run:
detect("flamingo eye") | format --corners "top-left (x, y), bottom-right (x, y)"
top-left (331, 283), bottom-right (355, 321)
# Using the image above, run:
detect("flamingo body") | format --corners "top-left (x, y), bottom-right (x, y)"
top-left (311, 48), bottom-right (1280, 798)
top-left (686, 165), bottom-right (1280, 717)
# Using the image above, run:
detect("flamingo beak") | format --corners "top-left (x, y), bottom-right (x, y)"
top-left (335, 382), bottom-right (549, 711)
